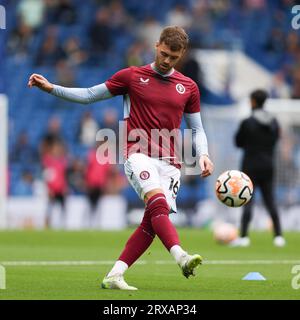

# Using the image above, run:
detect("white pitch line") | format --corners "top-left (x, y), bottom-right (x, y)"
top-left (0, 260), bottom-right (300, 266)
top-left (0, 261), bottom-right (147, 266)
top-left (205, 260), bottom-right (300, 265)
top-left (156, 260), bottom-right (300, 265)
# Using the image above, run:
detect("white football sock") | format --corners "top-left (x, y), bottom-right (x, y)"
top-left (107, 260), bottom-right (128, 277)
top-left (170, 245), bottom-right (187, 264)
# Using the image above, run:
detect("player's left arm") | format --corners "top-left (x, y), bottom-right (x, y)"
top-left (184, 112), bottom-right (214, 178)
top-left (184, 82), bottom-right (213, 178)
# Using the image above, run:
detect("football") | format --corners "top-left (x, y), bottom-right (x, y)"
top-left (213, 222), bottom-right (238, 244)
top-left (215, 170), bottom-right (253, 207)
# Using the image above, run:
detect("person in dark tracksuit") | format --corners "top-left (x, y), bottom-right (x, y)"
top-left (231, 89), bottom-right (286, 247)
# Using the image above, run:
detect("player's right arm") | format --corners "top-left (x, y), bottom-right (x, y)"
top-left (28, 68), bottom-right (132, 103)
top-left (28, 73), bottom-right (113, 104)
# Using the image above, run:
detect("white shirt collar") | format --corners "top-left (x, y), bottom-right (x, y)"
top-left (150, 62), bottom-right (175, 77)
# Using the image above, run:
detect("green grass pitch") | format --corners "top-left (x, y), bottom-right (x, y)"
top-left (0, 229), bottom-right (299, 300)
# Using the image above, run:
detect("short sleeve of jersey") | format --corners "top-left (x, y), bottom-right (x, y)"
top-left (105, 67), bottom-right (132, 96)
top-left (184, 81), bottom-right (201, 113)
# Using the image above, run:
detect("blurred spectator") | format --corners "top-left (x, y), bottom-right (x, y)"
top-left (244, 0), bottom-right (266, 10)
top-left (79, 111), bottom-right (99, 147)
top-left (35, 26), bottom-right (65, 66)
top-left (179, 49), bottom-right (209, 101)
top-left (17, 0), bottom-right (45, 30)
top-left (62, 37), bottom-right (88, 67)
top-left (179, 49), bottom-right (204, 89)
top-left (277, 130), bottom-right (298, 190)
top-left (42, 141), bottom-right (68, 228)
top-left (126, 41), bottom-right (153, 67)
top-left (89, 8), bottom-right (113, 57)
top-left (10, 132), bottom-right (38, 166)
top-left (264, 28), bottom-right (285, 54)
top-left (107, 0), bottom-right (131, 31)
top-left (210, 0), bottom-right (230, 18)
top-left (14, 171), bottom-right (34, 196)
top-left (92, 0), bottom-right (111, 5)
top-left (189, 1), bottom-right (213, 47)
top-left (138, 17), bottom-right (163, 48)
top-left (104, 166), bottom-right (127, 195)
top-left (7, 20), bottom-right (34, 60)
top-left (291, 67), bottom-right (300, 99)
top-left (101, 108), bottom-right (118, 132)
top-left (55, 60), bottom-right (77, 87)
top-left (280, 32), bottom-right (300, 88)
top-left (85, 145), bottom-right (112, 225)
top-left (166, 4), bottom-right (192, 29)
top-left (126, 41), bottom-right (144, 66)
top-left (67, 158), bottom-right (86, 195)
top-left (45, 0), bottom-right (77, 25)
top-left (40, 116), bottom-right (64, 158)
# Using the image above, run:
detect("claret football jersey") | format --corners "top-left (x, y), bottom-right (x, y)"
top-left (105, 63), bottom-right (200, 167)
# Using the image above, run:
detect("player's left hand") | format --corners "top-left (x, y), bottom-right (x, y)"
top-left (199, 155), bottom-right (214, 178)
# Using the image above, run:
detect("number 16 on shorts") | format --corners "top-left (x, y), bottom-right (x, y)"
top-left (169, 178), bottom-right (179, 198)
top-left (0, 265), bottom-right (6, 289)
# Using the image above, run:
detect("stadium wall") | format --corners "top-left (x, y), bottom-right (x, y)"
top-left (7, 195), bottom-right (127, 230)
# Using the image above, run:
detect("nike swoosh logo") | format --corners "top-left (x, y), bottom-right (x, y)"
top-left (140, 78), bottom-right (149, 83)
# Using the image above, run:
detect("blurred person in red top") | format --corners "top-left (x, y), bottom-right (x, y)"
top-left (40, 116), bottom-right (64, 159)
top-left (85, 142), bottom-right (111, 227)
top-left (42, 141), bottom-right (68, 228)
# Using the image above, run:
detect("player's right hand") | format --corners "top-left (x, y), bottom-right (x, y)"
top-left (28, 73), bottom-right (53, 93)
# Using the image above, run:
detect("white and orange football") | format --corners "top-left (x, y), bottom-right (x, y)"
top-left (215, 170), bottom-right (253, 207)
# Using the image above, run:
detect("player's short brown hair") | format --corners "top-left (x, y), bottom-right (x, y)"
top-left (159, 26), bottom-right (189, 51)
